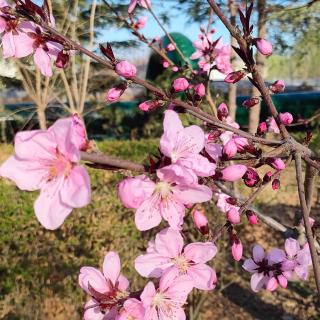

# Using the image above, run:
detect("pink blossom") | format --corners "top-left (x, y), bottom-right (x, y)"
top-left (18, 22), bottom-right (63, 77)
top-left (267, 117), bottom-right (280, 134)
top-left (224, 70), bottom-right (246, 83)
top-left (166, 43), bottom-right (175, 51)
top-left (138, 100), bottom-right (161, 112)
top-left (136, 16), bottom-right (148, 29)
top-left (192, 210), bottom-right (209, 235)
top-left (257, 121), bottom-right (267, 135)
top-left (115, 60), bottom-right (137, 78)
top-left (79, 252), bottom-right (129, 320)
top-left (128, 0), bottom-right (151, 13)
top-left (223, 139), bottom-right (238, 158)
top-left (270, 80), bottom-right (285, 93)
top-left (134, 165), bottom-right (212, 231)
top-left (254, 38), bottom-right (273, 56)
top-left (243, 168), bottom-right (260, 187)
top-left (162, 61), bottom-right (169, 68)
top-left (160, 110), bottom-right (216, 177)
top-left (194, 83), bottom-right (205, 97)
top-left (172, 66), bottom-right (179, 72)
top-left (135, 227), bottom-right (217, 290)
top-left (141, 271), bottom-right (193, 320)
top-left (242, 97), bottom-right (260, 108)
top-left (205, 133), bottom-right (223, 161)
top-left (172, 77), bottom-right (189, 92)
top-left (279, 112), bottom-right (293, 125)
top-left (246, 210), bottom-right (258, 225)
top-left (106, 87), bottom-right (124, 102)
top-left (227, 207), bottom-right (240, 224)
top-left (0, 116), bottom-right (91, 229)
top-left (243, 244), bottom-right (286, 292)
top-left (269, 158), bottom-right (285, 171)
top-left (282, 238), bottom-right (312, 281)
top-left (221, 164), bottom-right (247, 182)
top-left (117, 298), bottom-right (145, 320)
top-left (231, 234), bottom-right (243, 261)
top-left (216, 193), bottom-right (239, 214)
top-left (118, 175), bottom-right (154, 209)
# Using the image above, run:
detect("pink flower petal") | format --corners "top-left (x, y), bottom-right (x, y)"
top-left (34, 47), bottom-right (53, 77)
top-left (250, 273), bottom-right (267, 292)
top-left (187, 264), bottom-right (217, 290)
top-left (155, 228), bottom-right (184, 258)
top-left (135, 253), bottom-right (172, 277)
top-left (252, 244), bottom-right (265, 262)
top-left (284, 238), bottom-right (300, 258)
top-left (103, 252), bottom-right (121, 287)
top-left (79, 267), bottom-right (110, 294)
top-left (184, 242), bottom-right (217, 263)
top-left (83, 299), bottom-right (105, 320)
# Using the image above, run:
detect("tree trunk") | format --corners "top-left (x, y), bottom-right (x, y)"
top-left (37, 106), bottom-right (47, 130)
top-left (228, 0), bottom-right (238, 120)
top-left (248, 0), bottom-right (267, 133)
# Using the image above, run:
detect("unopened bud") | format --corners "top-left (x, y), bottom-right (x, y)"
top-left (55, 51), bottom-right (70, 69)
top-left (217, 102), bottom-right (229, 120)
top-left (192, 210), bottom-right (209, 235)
top-left (272, 178), bottom-right (280, 190)
top-left (246, 210), bottom-right (258, 225)
top-left (224, 70), bottom-right (246, 84)
top-left (227, 207), bottom-right (240, 224)
top-left (257, 122), bottom-right (267, 136)
top-left (263, 171), bottom-right (273, 183)
top-left (242, 97), bottom-right (260, 109)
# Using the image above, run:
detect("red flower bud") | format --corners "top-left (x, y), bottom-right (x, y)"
top-left (242, 97), bottom-right (260, 109)
top-left (272, 178), bottom-right (280, 190)
top-left (270, 80), bottom-right (285, 93)
top-left (224, 70), bottom-right (246, 84)
top-left (257, 122), bottom-right (267, 136)
top-left (217, 102), bottom-right (229, 120)
top-left (243, 168), bottom-right (260, 187)
top-left (263, 171), bottom-right (273, 183)
top-left (55, 51), bottom-right (70, 69)
top-left (246, 210), bottom-right (258, 225)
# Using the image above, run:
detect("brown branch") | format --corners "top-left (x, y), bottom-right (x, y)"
top-left (294, 152), bottom-right (320, 297)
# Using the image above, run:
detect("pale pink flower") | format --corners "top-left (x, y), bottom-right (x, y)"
top-left (128, 0), bottom-right (151, 13)
top-left (135, 228), bottom-right (217, 290)
top-left (0, 116), bottom-right (91, 229)
top-left (118, 175), bottom-right (154, 209)
top-left (115, 60), bottom-right (137, 78)
top-left (18, 21), bottom-right (63, 77)
top-left (160, 110), bottom-right (216, 177)
top-left (279, 112), bottom-right (293, 125)
top-left (243, 244), bottom-right (286, 292)
top-left (134, 164), bottom-right (212, 231)
top-left (282, 238), bottom-right (312, 281)
top-left (194, 83), bottom-right (205, 97)
top-left (221, 164), bottom-right (247, 182)
top-left (136, 16), bottom-right (148, 29)
top-left (172, 77), bottom-right (189, 92)
top-left (166, 43), bottom-right (175, 51)
top-left (117, 298), bottom-right (145, 320)
top-left (270, 80), bottom-right (285, 93)
top-left (254, 38), bottom-right (273, 56)
top-left (141, 271), bottom-right (193, 320)
top-left (79, 252), bottom-right (129, 320)
top-left (267, 117), bottom-right (280, 134)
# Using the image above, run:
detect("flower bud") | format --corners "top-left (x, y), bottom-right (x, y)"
top-left (166, 43), bottom-right (175, 51)
top-left (263, 171), bottom-right (273, 183)
top-left (172, 77), bottom-right (189, 92)
top-left (226, 197), bottom-right (237, 206)
top-left (243, 168), bottom-right (260, 187)
top-left (270, 80), bottom-right (285, 93)
top-left (217, 102), bottom-right (229, 120)
top-left (162, 61), bottom-right (169, 68)
top-left (257, 122), bottom-right (267, 136)
top-left (172, 66), bottom-right (179, 72)
top-left (221, 164), bottom-right (247, 182)
top-left (106, 86), bottom-right (125, 102)
top-left (246, 210), bottom-right (258, 225)
top-left (118, 175), bottom-right (154, 209)
top-left (267, 117), bottom-right (280, 134)
top-left (242, 97), bottom-right (260, 108)
top-left (55, 50), bottom-right (70, 68)
top-left (272, 178), bottom-right (280, 190)
top-left (194, 83), bottom-right (205, 98)
top-left (233, 136), bottom-right (249, 152)
top-left (268, 158), bottom-right (285, 171)
top-left (231, 234), bottom-right (243, 261)
top-left (224, 70), bottom-right (246, 84)
top-left (192, 210), bottom-right (209, 235)
top-left (138, 100), bottom-right (162, 112)
top-left (254, 38), bottom-right (273, 56)
top-left (227, 207), bottom-right (240, 224)
top-left (115, 60), bottom-right (137, 78)
top-left (279, 112), bottom-right (293, 125)
top-left (136, 16), bottom-right (148, 29)
top-left (223, 139), bottom-right (237, 158)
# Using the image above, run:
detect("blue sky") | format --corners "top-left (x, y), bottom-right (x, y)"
top-left (99, 1), bottom-right (230, 59)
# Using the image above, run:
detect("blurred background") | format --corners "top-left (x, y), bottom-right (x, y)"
top-left (0, 0), bottom-right (319, 319)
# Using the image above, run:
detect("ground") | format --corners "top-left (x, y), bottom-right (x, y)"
top-left (0, 141), bottom-right (319, 320)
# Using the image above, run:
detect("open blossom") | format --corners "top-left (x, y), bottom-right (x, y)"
top-left (79, 252), bottom-right (129, 320)
top-left (135, 228), bottom-right (217, 290)
top-left (132, 164), bottom-right (212, 231)
top-left (141, 271), bottom-right (193, 320)
top-left (243, 244), bottom-right (287, 292)
top-left (117, 298), bottom-right (145, 320)
top-left (282, 238), bottom-right (312, 280)
top-left (190, 32), bottom-right (232, 74)
top-left (115, 60), bottom-right (137, 78)
top-left (160, 110), bottom-right (216, 177)
top-left (0, 115), bottom-right (91, 230)
top-left (128, 0), bottom-right (151, 13)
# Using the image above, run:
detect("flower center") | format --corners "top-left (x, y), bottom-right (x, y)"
top-left (47, 150), bottom-right (73, 180)
top-left (155, 181), bottom-right (172, 198)
top-left (172, 255), bottom-right (189, 273)
top-left (152, 292), bottom-right (165, 307)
